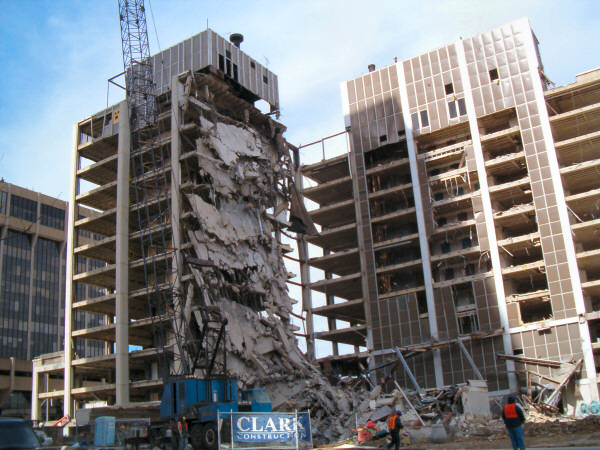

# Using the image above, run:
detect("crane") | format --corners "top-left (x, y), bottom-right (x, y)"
top-left (117, 2), bottom-right (270, 448)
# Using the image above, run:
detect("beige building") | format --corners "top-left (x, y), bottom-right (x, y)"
top-left (301, 18), bottom-right (600, 408)
top-left (0, 183), bottom-right (101, 419)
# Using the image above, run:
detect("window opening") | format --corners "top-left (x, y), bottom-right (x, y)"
top-left (380, 134), bottom-right (388, 143)
top-left (218, 54), bottom-right (225, 72)
top-left (441, 242), bottom-right (451, 253)
top-left (250, 61), bottom-right (256, 69)
top-left (444, 268), bottom-right (454, 280)
top-left (434, 192), bottom-right (444, 201)
top-left (457, 98), bottom-right (467, 116)
top-left (445, 83), bottom-right (454, 95)
top-left (520, 299), bottom-right (553, 323)
top-left (263, 75), bottom-right (269, 84)
top-left (448, 100), bottom-right (458, 119)
top-left (489, 68), bottom-right (499, 82)
top-left (462, 238), bottom-right (472, 249)
top-left (411, 113), bottom-right (419, 131)
top-left (457, 310), bottom-right (479, 334)
top-left (416, 291), bottom-right (428, 314)
top-left (420, 110), bottom-right (429, 127)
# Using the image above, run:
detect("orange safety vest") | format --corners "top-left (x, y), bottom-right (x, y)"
top-left (388, 413), bottom-right (398, 430)
top-left (504, 403), bottom-right (518, 419)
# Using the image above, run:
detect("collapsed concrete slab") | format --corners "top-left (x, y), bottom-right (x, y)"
top-left (176, 83), bottom-right (361, 442)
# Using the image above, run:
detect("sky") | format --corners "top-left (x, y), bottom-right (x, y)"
top-left (0, 0), bottom-right (599, 357)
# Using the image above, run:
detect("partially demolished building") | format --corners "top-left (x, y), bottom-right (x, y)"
top-left (31, 30), bottom-right (341, 424)
top-left (301, 18), bottom-right (600, 406)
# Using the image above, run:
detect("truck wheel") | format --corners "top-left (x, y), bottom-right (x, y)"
top-left (190, 423), bottom-right (204, 450)
top-left (201, 422), bottom-right (218, 450)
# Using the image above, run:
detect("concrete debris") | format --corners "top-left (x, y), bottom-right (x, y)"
top-left (179, 98), bottom-right (359, 443)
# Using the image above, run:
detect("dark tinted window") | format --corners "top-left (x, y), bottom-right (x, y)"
top-left (0, 421), bottom-right (41, 448)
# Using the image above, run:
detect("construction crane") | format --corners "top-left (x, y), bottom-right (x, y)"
top-left (117, 2), bottom-right (271, 448)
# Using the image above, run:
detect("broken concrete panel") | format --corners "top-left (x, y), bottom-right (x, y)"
top-left (175, 98), bottom-right (362, 443)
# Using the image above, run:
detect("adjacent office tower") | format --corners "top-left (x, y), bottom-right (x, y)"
top-left (0, 183), bottom-right (102, 418)
top-left (301, 18), bottom-right (600, 406)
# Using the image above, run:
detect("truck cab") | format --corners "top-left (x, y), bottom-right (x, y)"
top-left (239, 388), bottom-right (272, 412)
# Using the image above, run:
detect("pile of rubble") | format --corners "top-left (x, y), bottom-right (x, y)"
top-left (177, 83), bottom-right (365, 444)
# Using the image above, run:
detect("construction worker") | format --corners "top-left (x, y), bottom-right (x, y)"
top-left (386, 410), bottom-right (403, 450)
top-left (502, 395), bottom-right (526, 450)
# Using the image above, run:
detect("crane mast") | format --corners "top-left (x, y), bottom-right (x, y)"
top-left (118, 0), bottom-right (217, 382)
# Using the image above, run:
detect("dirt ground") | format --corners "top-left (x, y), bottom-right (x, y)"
top-left (329, 414), bottom-right (600, 449)
top-left (421, 414), bottom-right (600, 449)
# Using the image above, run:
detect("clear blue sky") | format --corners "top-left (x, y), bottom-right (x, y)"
top-left (1, 0), bottom-right (598, 357)
top-left (1, 0), bottom-right (598, 199)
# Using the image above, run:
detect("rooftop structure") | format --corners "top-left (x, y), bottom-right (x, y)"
top-left (300, 18), bottom-right (600, 408)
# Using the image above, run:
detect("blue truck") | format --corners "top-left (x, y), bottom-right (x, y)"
top-left (160, 377), bottom-right (271, 450)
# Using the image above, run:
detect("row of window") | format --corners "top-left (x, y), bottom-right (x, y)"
top-left (1, 192), bottom-right (66, 230)
top-left (410, 67), bottom-right (501, 133)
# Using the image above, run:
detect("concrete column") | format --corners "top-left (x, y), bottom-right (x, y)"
top-left (295, 168), bottom-right (315, 360)
top-left (297, 235), bottom-right (314, 359)
top-left (171, 75), bottom-right (184, 373)
top-left (455, 41), bottom-right (517, 390)
top-left (63, 123), bottom-right (79, 424)
top-left (115, 100), bottom-right (131, 405)
top-left (519, 18), bottom-right (598, 401)
top-left (30, 360), bottom-right (40, 423)
top-left (396, 64), bottom-right (444, 387)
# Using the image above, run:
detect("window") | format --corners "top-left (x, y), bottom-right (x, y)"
top-left (250, 61), bottom-right (256, 69)
top-left (449, 98), bottom-right (467, 118)
top-left (465, 264), bottom-right (476, 276)
top-left (457, 98), bottom-right (467, 116)
top-left (441, 242), bottom-right (451, 254)
top-left (379, 134), bottom-right (387, 143)
top-left (462, 238), bottom-right (472, 249)
top-left (437, 217), bottom-right (447, 227)
top-left (10, 195), bottom-right (37, 222)
top-left (453, 187), bottom-right (464, 196)
top-left (444, 83), bottom-right (454, 95)
top-left (434, 192), bottom-right (444, 201)
top-left (411, 113), bottom-right (419, 131)
top-left (40, 204), bottom-right (65, 230)
top-left (416, 291), bottom-right (428, 314)
top-left (226, 49), bottom-right (231, 59)
top-left (263, 75), bottom-right (269, 84)
top-left (489, 68), bottom-right (499, 82)
top-left (0, 191), bottom-right (7, 214)
top-left (218, 54), bottom-right (225, 72)
top-left (448, 100), bottom-right (458, 119)
top-left (520, 299), bottom-right (553, 323)
top-left (457, 212), bottom-right (468, 221)
top-left (420, 110), bottom-right (429, 127)
top-left (457, 310), bottom-right (479, 334)
top-left (444, 268), bottom-right (454, 280)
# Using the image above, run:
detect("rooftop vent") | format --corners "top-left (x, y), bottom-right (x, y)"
top-left (230, 33), bottom-right (244, 48)
top-left (368, 64), bottom-right (376, 72)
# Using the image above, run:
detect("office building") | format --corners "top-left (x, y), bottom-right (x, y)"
top-left (0, 183), bottom-right (102, 418)
top-left (31, 29), bottom-right (299, 423)
top-left (301, 18), bottom-right (600, 406)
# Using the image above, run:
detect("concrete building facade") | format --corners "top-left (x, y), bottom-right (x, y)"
top-left (301, 18), bottom-right (600, 407)
top-left (0, 183), bottom-right (102, 419)
top-left (31, 29), bottom-right (298, 423)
